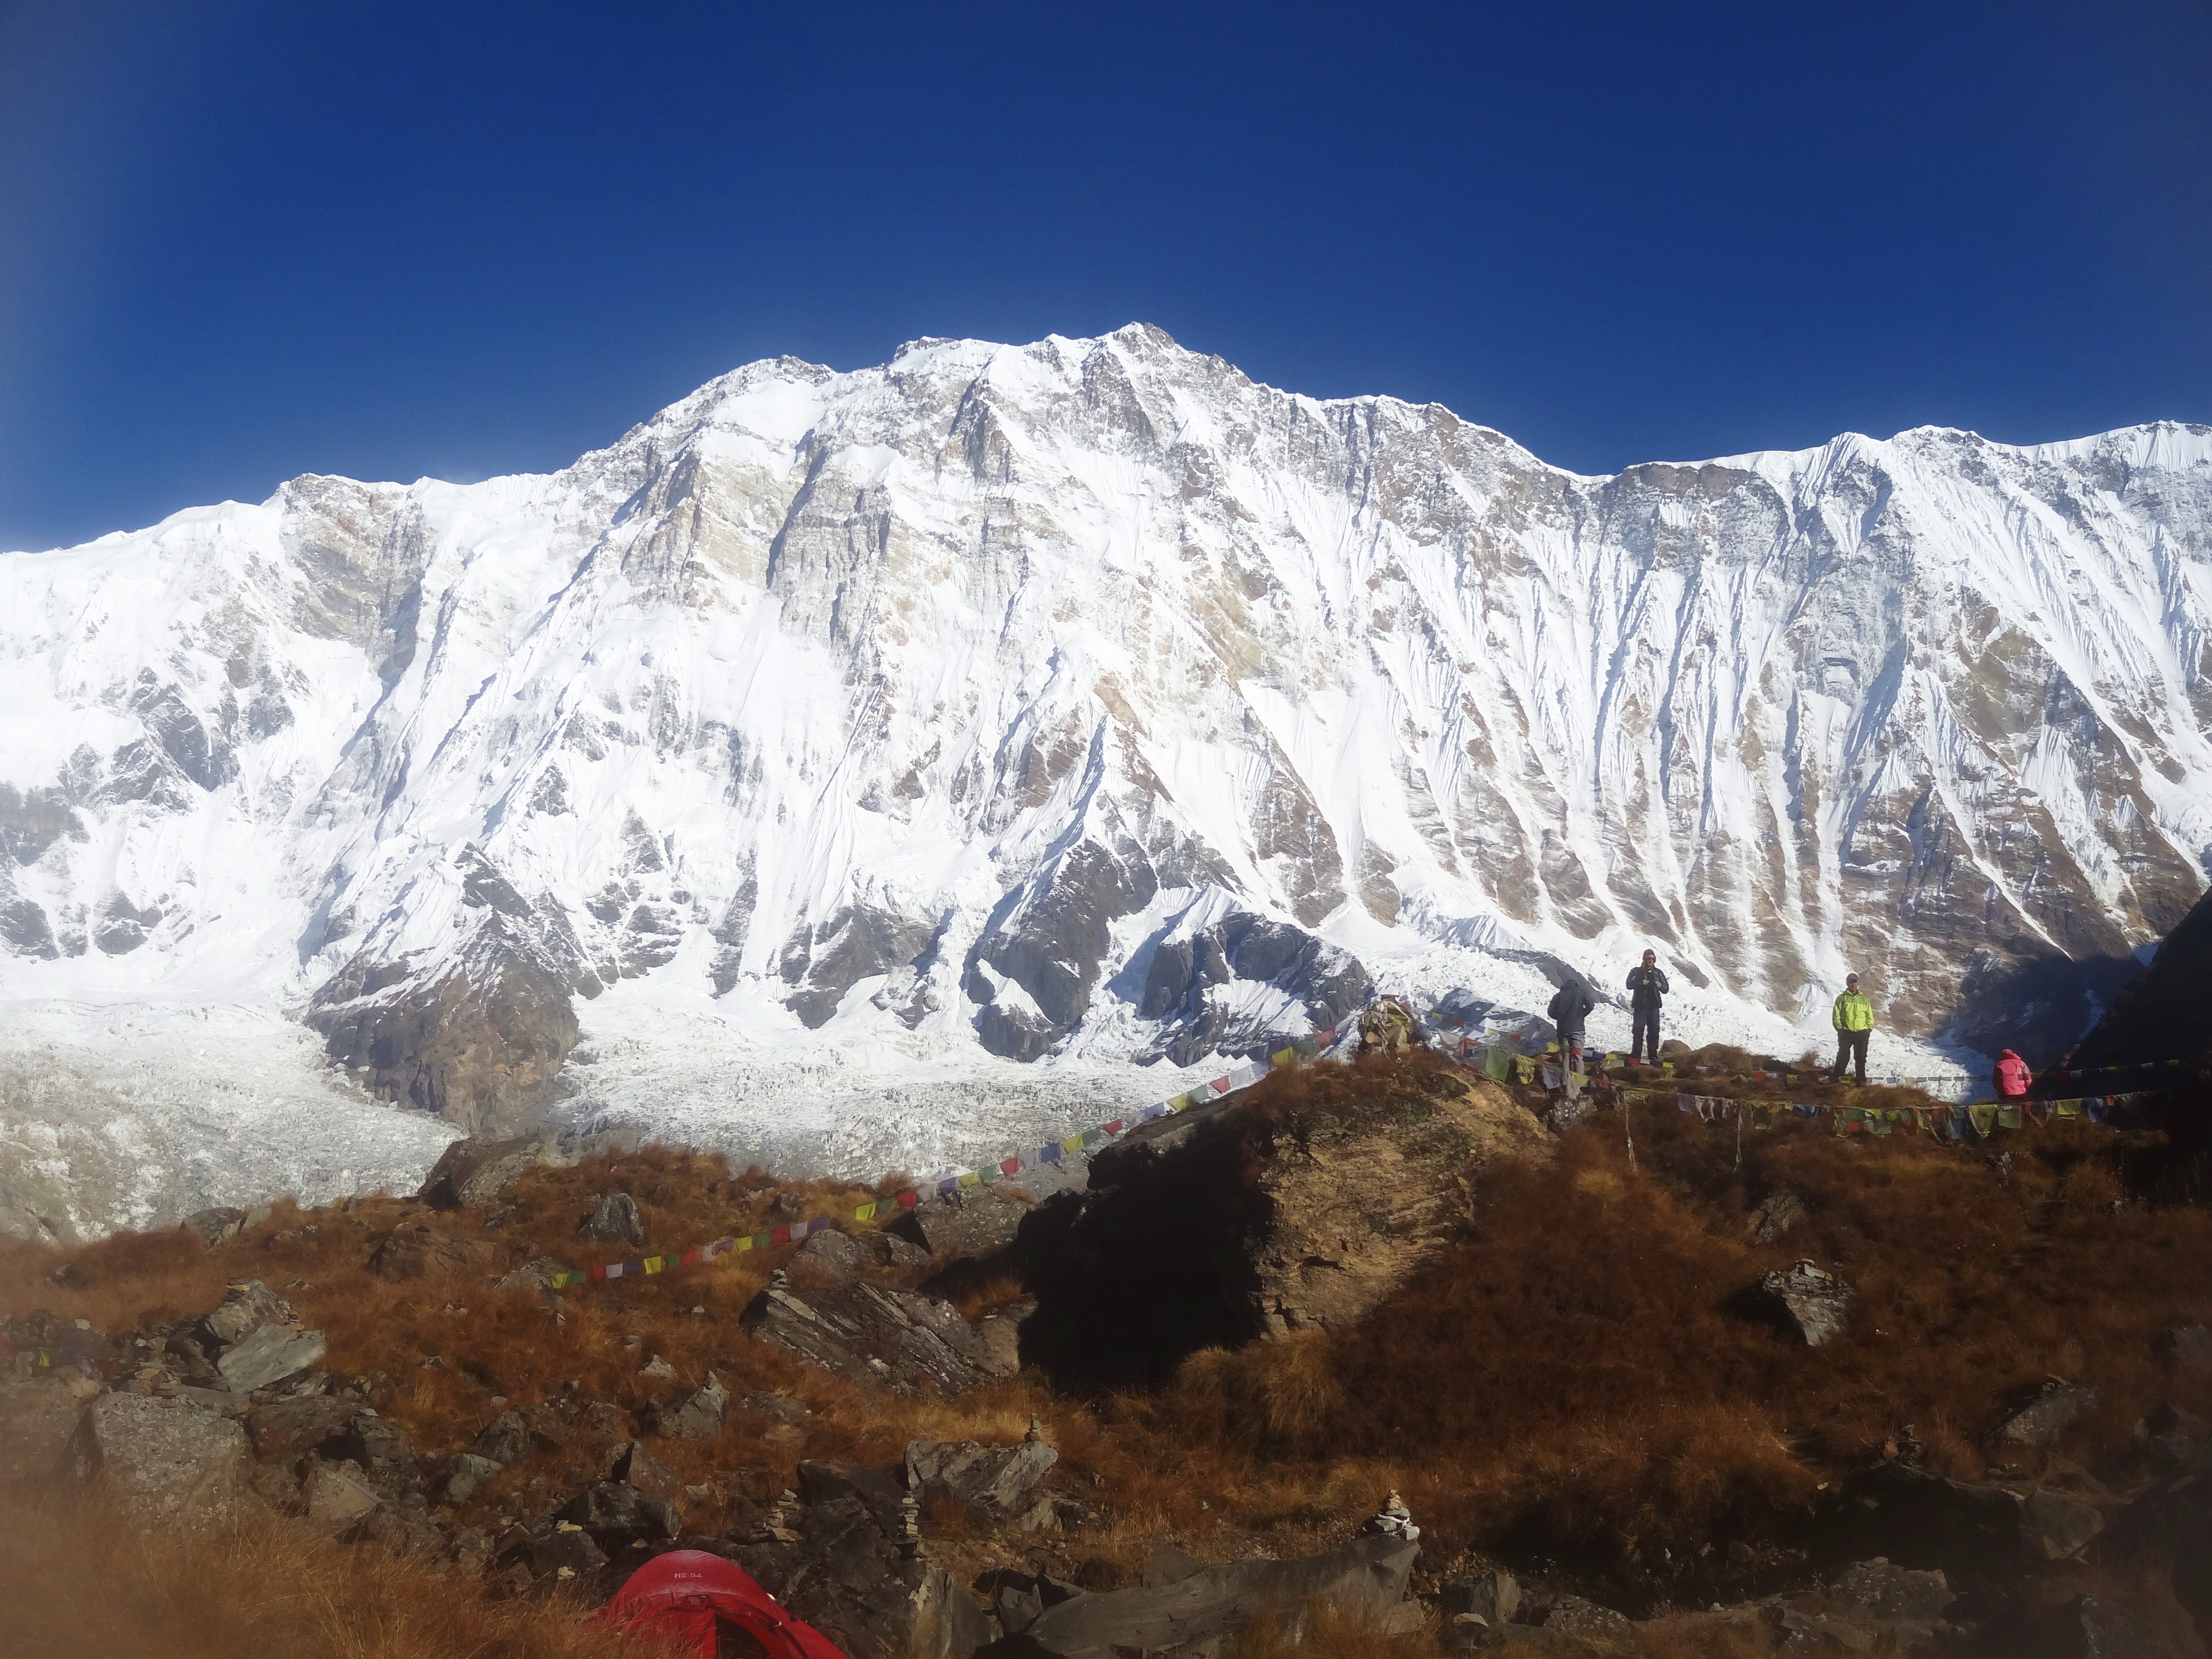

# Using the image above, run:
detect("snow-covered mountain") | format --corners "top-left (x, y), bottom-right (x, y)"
top-left (4, 325), bottom-right (2210, 1231)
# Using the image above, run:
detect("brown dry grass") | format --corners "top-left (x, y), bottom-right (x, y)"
top-left (7, 1057), bottom-right (2212, 1631)
top-left (0, 1487), bottom-right (663, 1659)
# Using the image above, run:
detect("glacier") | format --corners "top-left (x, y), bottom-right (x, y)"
top-left (3, 323), bottom-right (2208, 1237)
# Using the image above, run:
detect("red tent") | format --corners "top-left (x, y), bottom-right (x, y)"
top-left (589, 1550), bottom-right (849, 1659)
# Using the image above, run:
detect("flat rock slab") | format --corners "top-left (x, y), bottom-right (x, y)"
top-left (740, 1282), bottom-right (1010, 1393)
top-left (907, 1439), bottom-right (1057, 1529)
top-left (216, 1324), bottom-right (326, 1392)
top-left (992, 1532), bottom-right (1420, 1658)
top-left (72, 1392), bottom-right (247, 1526)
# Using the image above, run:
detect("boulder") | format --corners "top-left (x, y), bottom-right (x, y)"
top-left (0, 1378), bottom-right (91, 1484)
top-left (216, 1324), bottom-right (326, 1392)
top-left (984, 1532), bottom-right (1420, 1658)
top-left (415, 1135), bottom-right (541, 1210)
top-left (799, 1458), bottom-right (908, 1519)
top-left (739, 1282), bottom-right (1012, 1393)
top-left (366, 1220), bottom-right (491, 1281)
top-left (1756, 1261), bottom-right (1852, 1346)
top-left (2153, 1325), bottom-right (2212, 1371)
top-left (1543, 1594), bottom-right (1631, 1639)
top-left (2021, 1489), bottom-right (2104, 1561)
top-left (578, 1192), bottom-right (645, 1248)
top-left (1747, 1187), bottom-right (1807, 1243)
top-left (244, 1393), bottom-right (361, 1459)
top-left (306, 1458), bottom-right (382, 1528)
top-left (441, 1452), bottom-right (504, 1504)
top-left (906, 1439), bottom-right (1058, 1530)
top-left (1771, 1558), bottom-right (1957, 1653)
top-left (558, 1479), bottom-right (680, 1550)
top-left (1823, 1464), bottom-right (2100, 1576)
top-left (790, 1226), bottom-right (871, 1285)
top-left (510, 1520), bottom-right (608, 1580)
top-left (2132, 1401), bottom-right (2209, 1467)
top-left (1440, 1569), bottom-right (1518, 1626)
top-left (320, 1412), bottom-right (422, 1497)
top-left (70, 1392), bottom-right (246, 1525)
top-left (650, 1373), bottom-right (729, 1440)
top-left (492, 1256), bottom-right (568, 1293)
top-left (974, 1298), bottom-right (1035, 1376)
top-left (2063, 1594), bottom-right (2180, 1659)
top-left (729, 1493), bottom-right (999, 1659)
top-left (473, 1406), bottom-right (531, 1463)
top-left (183, 1207), bottom-right (246, 1248)
top-left (199, 1279), bottom-right (293, 1350)
top-left (884, 1186), bottom-right (1034, 1261)
top-left (1995, 1382), bottom-right (2097, 1446)
top-left (740, 1391), bottom-right (811, 1426)
top-left (608, 1438), bottom-right (682, 1501)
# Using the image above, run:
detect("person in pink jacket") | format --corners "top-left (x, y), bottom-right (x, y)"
top-left (1992, 1049), bottom-right (2031, 1099)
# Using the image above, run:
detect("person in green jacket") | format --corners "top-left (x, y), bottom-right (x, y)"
top-left (1831, 974), bottom-right (1874, 1085)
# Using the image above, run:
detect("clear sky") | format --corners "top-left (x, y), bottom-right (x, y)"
top-left (3, 0), bottom-right (2207, 551)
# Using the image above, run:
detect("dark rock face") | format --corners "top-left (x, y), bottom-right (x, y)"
top-left (966, 839), bottom-right (1158, 1059)
top-left (1134, 908), bottom-right (1371, 1066)
top-left (306, 846), bottom-right (589, 1132)
top-left (2070, 880), bottom-right (2212, 1067)
top-left (782, 904), bottom-right (939, 1029)
top-left (738, 1284), bottom-right (1016, 1394)
top-left (1821, 1465), bottom-right (2102, 1577)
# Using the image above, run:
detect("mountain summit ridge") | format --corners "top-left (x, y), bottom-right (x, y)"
top-left (2, 326), bottom-right (2208, 1195)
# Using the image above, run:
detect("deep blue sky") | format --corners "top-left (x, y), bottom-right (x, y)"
top-left (3, 0), bottom-right (2208, 551)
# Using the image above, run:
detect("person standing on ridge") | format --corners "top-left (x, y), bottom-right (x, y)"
top-left (1547, 973), bottom-right (1597, 1073)
top-left (1831, 974), bottom-right (1874, 1086)
top-left (1992, 1048), bottom-right (2031, 1100)
top-left (1625, 949), bottom-right (1669, 1065)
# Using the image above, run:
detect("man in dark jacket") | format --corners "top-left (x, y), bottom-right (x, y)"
top-left (1625, 949), bottom-right (1668, 1064)
top-left (1546, 974), bottom-right (1596, 1071)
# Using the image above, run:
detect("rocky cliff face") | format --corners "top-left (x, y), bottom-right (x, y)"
top-left (1, 325), bottom-right (2208, 1136)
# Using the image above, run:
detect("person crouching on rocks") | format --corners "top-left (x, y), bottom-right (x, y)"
top-left (1547, 974), bottom-right (1596, 1073)
top-left (1831, 974), bottom-right (1874, 1086)
top-left (1992, 1048), bottom-right (2031, 1100)
top-left (1625, 949), bottom-right (1668, 1065)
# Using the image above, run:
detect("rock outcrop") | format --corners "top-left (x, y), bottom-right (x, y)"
top-left (1021, 1061), bottom-right (1548, 1382)
top-left (739, 1283), bottom-right (1019, 1393)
